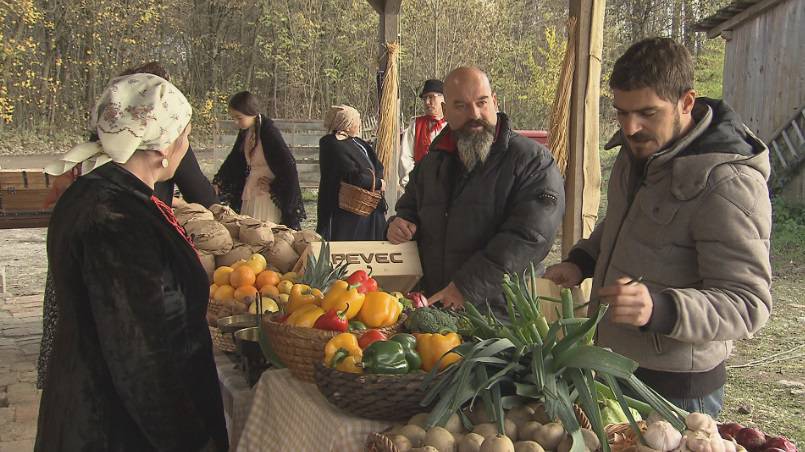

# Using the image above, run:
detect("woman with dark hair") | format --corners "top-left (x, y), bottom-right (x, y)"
top-left (36, 73), bottom-right (227, 451)
top-left (317, 105), bottom-right (387, 241)
top-left (213, 91), bottom-right (306, 229)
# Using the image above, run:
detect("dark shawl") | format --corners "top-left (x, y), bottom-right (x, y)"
top-left (36, 163), bottom-right (228, 452)
top-left (213, 116), bottom-right (306, 229)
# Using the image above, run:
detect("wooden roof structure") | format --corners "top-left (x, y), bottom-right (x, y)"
top-left (363, 0), bottom-right (606, 257)
top-left (694, 0), bottom-right (789, 38)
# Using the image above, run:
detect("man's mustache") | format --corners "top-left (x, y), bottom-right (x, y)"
top-left (627, 131), bottom-right (654, 143)
top-left (460, 119), bottom-right (495, 134)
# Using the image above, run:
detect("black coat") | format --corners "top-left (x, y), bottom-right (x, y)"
top-left (394, 113), bottom-right (565, 311)
top-left (316, 134), bottom-right (387, 241)
top-left (37, 164), bottom-right (228, 452)
top-left (213, 116), bottom-right (306, 229)
top-left (154, 146), bottom-right (218, 208)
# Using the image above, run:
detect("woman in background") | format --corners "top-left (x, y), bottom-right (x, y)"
top-left (213, 91), bottom-right (306, 229)
top-left (36, 73), bottom-right (227, 451)
top-left (316, 105), bottom-right (387, 241)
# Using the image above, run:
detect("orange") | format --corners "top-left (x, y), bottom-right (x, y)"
top-left (213, 266), bottom-right (234, 286)
top-left (234, 285), bottom-right (259, 304)
top-left (260, 284), bottom-right (280, 299)
top-left (213, 284), bottom-right (236, 302)
top-left (209, 283), bottom-right (219, 298)
top-left (229, 266), bottom-right (256, 288)
top-left (255, 270), bottom-right (280, 289)
top-left (231, 259), bottom-right (248, 270)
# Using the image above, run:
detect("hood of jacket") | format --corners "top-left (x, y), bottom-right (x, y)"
top-left (605, 97), bottom-right (769, 201)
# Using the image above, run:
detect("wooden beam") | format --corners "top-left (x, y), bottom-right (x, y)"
top-left (563, 0), bottom-right (604, 259)
top-left (706, 0), bottom-right (787, 38)
top-left (376, 0), bottom-right (402, 215)
top-left (365, 0), bottom-right (385, 15)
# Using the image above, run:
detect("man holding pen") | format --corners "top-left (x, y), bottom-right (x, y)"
top-left (545, 38), bottom-right (772, 416)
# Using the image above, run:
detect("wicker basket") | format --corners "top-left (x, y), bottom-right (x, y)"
top-left (209, 325), bottom-right (236, 352)
top-left (262, 314), bottom-right (405, 383)
top-left (606, 420), bottom-right (647, 452)
top-left (338, 170), bottom-right (381, 217)
top-left (314, 362), bottom-right (445, 421)
top-left (365, 403), bottom-right (593, 452)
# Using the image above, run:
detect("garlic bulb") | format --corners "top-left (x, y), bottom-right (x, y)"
top-left (644, 421), bottom-right (683, 451)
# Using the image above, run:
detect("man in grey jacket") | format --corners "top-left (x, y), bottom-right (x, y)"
top-left (545, 38), bottom-right (772, 416)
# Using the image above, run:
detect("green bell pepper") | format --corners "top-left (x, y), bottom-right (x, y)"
top-left (389, 333), bottom-right (422, 371)
top-left (348, 320), bottom-right (367, 332)
top-left (361, 340), bottom-right (409, 374)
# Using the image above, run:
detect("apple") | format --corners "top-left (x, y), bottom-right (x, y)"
top-left (735, 428), bottom-right (766, 451)
top-left (719, 423), bottom-right (745, 440)
top-left (764, 437), bottom-right (797, 452)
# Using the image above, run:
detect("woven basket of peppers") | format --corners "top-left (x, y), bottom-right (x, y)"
top-left (262, 284), bottom-right (407, 383)
top-left (313, 330), bottom-right (463, 421)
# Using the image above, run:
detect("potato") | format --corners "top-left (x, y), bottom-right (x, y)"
top-left (515, 441), bottom-right (545, 452)
top-left (480, 435), bottom-right (515, 452)
top-left (391, 434), bottom-right (413, 452)
top-left (409, 413), bottom-right (430, 429)
top-left (532, 423), bottom-right (564, 450)
top-left (400, 424), bottom-right (427, 448)
top-left (519, 421), bottom-right (542, 443)
top-left (472, 423), bottom-right (500, 439)
top-left (425, 426), bottom-right (455, 452)
top-left (445, 413), bottom-right (464, 433)
top-left (459, 433), bottom-right (486, 452)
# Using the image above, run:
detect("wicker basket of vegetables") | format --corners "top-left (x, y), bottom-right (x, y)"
top-left (314, 330), bottom-right (460, 421)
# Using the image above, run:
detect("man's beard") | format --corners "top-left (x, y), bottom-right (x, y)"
top-left (455, 119), bottom-right (495, 171)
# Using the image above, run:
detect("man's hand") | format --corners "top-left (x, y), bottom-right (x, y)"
top-left (428, 282), bottom-right (465, 310)
top-left (598, 277), bottom-right (653, 327)
top-left (543, 262), bottom-right (584, 288)
top-left (387, 217), bottom-right (417, 244)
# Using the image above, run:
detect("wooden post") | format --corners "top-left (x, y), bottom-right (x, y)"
top-left (368, 0), bottom-right (402, 216)
top-left (563, 0), bottom-right (604, 259)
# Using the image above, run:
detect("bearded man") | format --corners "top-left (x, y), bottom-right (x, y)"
top-left (388, 66), bottom-right (565, 312)
top-left (545, 38), bottom-right (772, 416)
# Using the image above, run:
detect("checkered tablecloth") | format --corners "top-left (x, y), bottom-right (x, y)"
top-left (236, 368), bottom-right (391, 452)
top-left (215, 351), bottom-right (255, 450)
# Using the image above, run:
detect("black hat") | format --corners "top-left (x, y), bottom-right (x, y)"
top-left (419, 79), bottom-right (444, 98)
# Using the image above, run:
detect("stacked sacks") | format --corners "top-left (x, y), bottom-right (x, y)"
top-left (174, 201), bottom-right (320, 282)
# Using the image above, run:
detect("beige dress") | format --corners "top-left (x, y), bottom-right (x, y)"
top-left (241, 129), bottom-right (283, 223)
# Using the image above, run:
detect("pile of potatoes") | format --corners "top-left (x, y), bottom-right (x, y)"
top-left (172, 200), bottom-right (320, 282)
top-left (382, 403), bottom-right (601, 452)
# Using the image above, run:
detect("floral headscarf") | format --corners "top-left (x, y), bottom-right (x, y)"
top-left (45, 73), bottom-right (192, 175)
top-left (323, 105), bottom-right (362, 139)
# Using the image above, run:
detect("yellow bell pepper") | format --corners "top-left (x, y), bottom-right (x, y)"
top-left (322, 281), bottom-right (365, 319)
top-left (323, 332), bottom-right (363, 374)
top-left (287, 283), bottom-right (324, 313)
top-left (285, 303), bottom-right (325, 328)
top-left (414, 332), bottom-right (462, 372)
top-left (357, 291), bottom-right (401, 328)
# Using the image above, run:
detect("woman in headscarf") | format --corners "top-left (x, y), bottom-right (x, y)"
top-left (35, 74), bottom-right (228, 452)
top-left (213, 91), bottom-right (306, 229)
top-left (316, 105), bottom-right (387, 241)
top-left (36, 61), bottom-right (218, 391)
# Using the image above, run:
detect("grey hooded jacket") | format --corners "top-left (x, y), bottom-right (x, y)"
top-left (569, 98), bottom-right (772, 396)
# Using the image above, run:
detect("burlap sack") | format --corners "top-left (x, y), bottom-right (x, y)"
top-left (273, 228), bottom-right (296, 248)
top-left (264, 239), bottom-right (300, 273)
top-left (197, 250), bottom-right (216, 283)
top-left (239, 218), bottom-right (275, 247)
top-left (185, 220), bottom-right (233, 255)
top-left (292, 230), bottom-right (322, 255)
top-left (174, 203), bottom-right (214, 226)
top-left (216, 242), bottom-right (263, 268)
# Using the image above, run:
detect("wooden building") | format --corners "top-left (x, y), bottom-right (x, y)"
top-left (696, 0), bottom-right (805, 201)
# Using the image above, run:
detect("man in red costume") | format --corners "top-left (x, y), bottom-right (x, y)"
top-left (399, 79), bottom-right (448, 187)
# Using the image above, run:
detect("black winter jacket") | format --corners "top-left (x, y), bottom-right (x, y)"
top-left (394, 113), bottom-right (565, 311)
top-left (213, 116), bottom-right (306, 229)
top-left (37, 163), bottom-right (228, 452)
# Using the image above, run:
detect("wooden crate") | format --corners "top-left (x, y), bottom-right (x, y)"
top-left (294, 241), bottom-right (423, 293)
top-left (0, 169), bottom-right (53, 214)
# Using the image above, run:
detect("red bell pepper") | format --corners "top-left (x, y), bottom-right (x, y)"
top-left (358, 329), bottom-right (387, 349)
top-left (346, 269), bottom-right (379, 294)
top-left (313, 305), bottom-right (349, 332)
